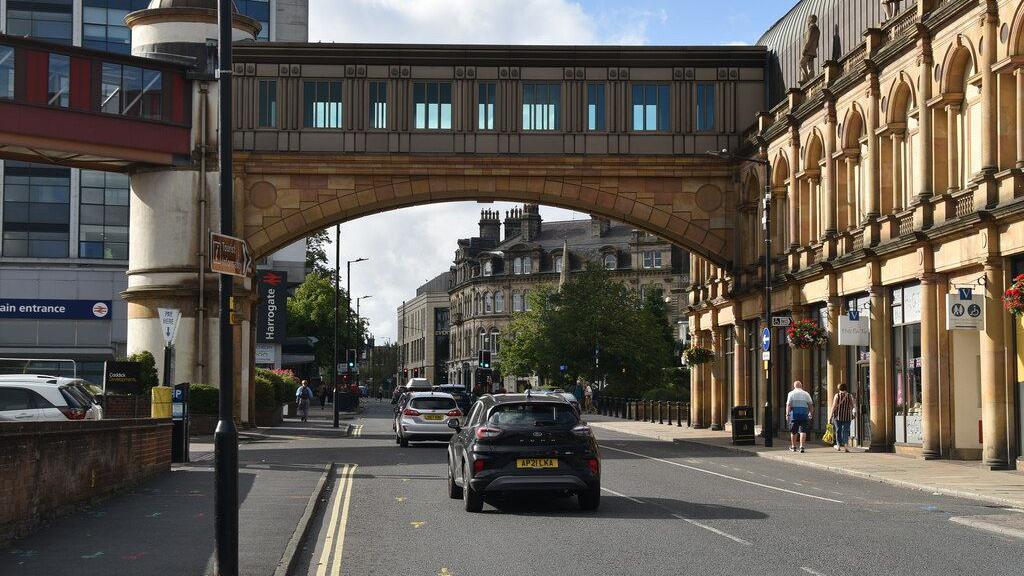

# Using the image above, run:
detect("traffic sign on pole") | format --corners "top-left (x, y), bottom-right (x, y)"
top-left (761, 328), bottom-right (771, 352)
top-left (210, 232), bottom-right (252, 277)
top-left (158, 307), bottom-right (182, 346)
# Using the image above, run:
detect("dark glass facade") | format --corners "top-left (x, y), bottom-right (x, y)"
top-left (6, 0), bottom-right (74, 45)
top-left (82, 0), bottom-right (148, 54)
top-left (236, 0), bottom-right (270, 41)
top-left (2, 161), bottom-right (71, 258)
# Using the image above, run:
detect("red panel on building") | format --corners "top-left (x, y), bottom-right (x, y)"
top-left (70, 57), bottom-right (92, 111)
top-left (23, 50), bottom-right (48, 105)
top-left (170, 74), bottom-right (185, 124)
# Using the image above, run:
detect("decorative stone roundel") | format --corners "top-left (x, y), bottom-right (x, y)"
top-left (1000, 23), bottom-right (1009, 44)
top-left (249, 181), bottom-right (278, 209)
top-left (695, 184), bottom-right (723, 213)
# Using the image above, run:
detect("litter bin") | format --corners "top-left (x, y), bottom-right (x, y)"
top-left (731, 405), bottom-right (755, 445)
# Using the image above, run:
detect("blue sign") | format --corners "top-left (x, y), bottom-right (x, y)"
top-left (761, 328), bottom-right (771, 352)
top-left (0, 299), bottom-right (112, 320)
top-left (848, 310), bottom-right (860, 321)
top-left (958, 288), bottom-right (973, 300)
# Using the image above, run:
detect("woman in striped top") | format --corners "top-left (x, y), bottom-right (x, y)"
top-left (829, 383), bottom-right (856, 452)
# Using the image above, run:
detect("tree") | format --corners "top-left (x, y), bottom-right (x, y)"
top-left (305, 229), bottom-right (331, 276)
top-left (499, 265), bottom-right (674, 395)
top-left (286, 271), bottom-right (357, 372)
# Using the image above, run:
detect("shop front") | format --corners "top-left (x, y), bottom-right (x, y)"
top-left (808, 305), bottom-right (828, 435)
top-left (845, 294), bottom-right (871, 447)
top-left (891, 283), bottom-right (923, 446)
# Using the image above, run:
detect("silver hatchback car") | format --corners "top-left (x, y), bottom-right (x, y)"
top-left (395, 392), bottom-right (462, 447)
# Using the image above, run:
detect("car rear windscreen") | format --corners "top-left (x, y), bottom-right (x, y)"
top-left (409, 397), bottom-right (457, 410)
top-left (487, 403), bottom-right (578, 427)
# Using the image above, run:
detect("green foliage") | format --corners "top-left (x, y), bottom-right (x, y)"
top-left (499, 265), bottom-right (675, 397)
top-left (189, 384), bottom-right (219, 415)
top-left (287, 271), bottom-right (360, 372)
top-left (305, 229), bottom-right (331, 276)
top-left (256, 367), bottom-right (294, 405)
top-left (640, 386), bottom-right (689, 402)
top-left (255, 376), bottom-right (278, 411)
top-left (117, 350), bottom-right (160, 392)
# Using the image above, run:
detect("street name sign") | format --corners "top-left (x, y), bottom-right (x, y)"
top-left (838, 309), bottom-right (869, 346)
top-left (158, 307), bottom-right (182, 346)
top-left (946, 291), bottom-right (985, 330)
top-left (210, 232), bottom-right (252, 277)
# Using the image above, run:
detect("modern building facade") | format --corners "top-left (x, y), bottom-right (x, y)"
top-left (688, 0), bottom-right (1024, 470)
top-left (397, 272), bottom-right (450, 385)
top-left (0, 0), bottom-right (307, 384)
top-left (446, 204), bottom-right (690, 390)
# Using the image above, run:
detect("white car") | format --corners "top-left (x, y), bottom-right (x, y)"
top-left (395, 392), bottom-right (462, 447)
top-left (0, 375), bottom-right (104, 422)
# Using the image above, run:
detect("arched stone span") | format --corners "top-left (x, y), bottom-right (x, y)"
top-left (237, 154), bottom-right (738, 268)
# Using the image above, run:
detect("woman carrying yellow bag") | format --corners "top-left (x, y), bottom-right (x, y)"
top-left (828, 383), bottom-right (856, 452)
top-left (822, 422), bottom-right (835, 446)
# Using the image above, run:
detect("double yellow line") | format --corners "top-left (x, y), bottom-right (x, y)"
top-left (315, 464), bottom-right (358, 576)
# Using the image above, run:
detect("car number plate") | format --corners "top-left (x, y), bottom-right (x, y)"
top-left (516, 458), bottom-right (557, 469)
top-left (423, 414), bottom-right (443, 421)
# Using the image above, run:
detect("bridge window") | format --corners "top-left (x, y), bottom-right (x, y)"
top-left (413, 81), bottom-right (451, 130)
top-left (587, 83), bottom-right (605, 131)
top-left (478, 82), bottom-right (495, 130)
top-left (369, 80), bottom-right (387, 129)
top-left (522, 83), bottom-right (560, 131)
top-left (100, 63), bottom-right (162, 119)
top-left (258, 79), bottom-right (277, 127)
top-left (236, 0), bottom-right (271, 41)
top-left (696, 83), bottom-right (715, 132)
top-left (304, 80), bottom-right (343, 128)
top-left (2, 162), bottom-right (70, 258)
top-left (48, 53), bottom-right (69, 108)
top-left (79, 170), bottom-right (129, 260)
top-left (642, 250), bottom-right (662, 269)
top-left (0, 46), bottom-right (12, 100)
top-left (7, 0), bottom-right (73, 45)
top-left (83, 0), bottom-right (147, 54)
top-left (631, 84), bottom-right (669, 131)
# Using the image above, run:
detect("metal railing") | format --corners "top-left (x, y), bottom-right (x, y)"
top-left (594, 394), bottom-right (690, 428)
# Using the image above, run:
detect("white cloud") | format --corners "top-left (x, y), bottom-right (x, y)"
top-left (310, 0), bottom-right (600, 44)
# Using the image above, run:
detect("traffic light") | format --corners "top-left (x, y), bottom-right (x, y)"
top-left (346, 348), bottom-right (356, 369)
top-left (478, 350), bottom-right (491, 369)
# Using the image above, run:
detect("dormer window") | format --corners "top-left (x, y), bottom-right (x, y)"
top-left (554, 255), bottom-right (563, 273)
top-left (523, 256), bottom-right (532, 274)
top-left (642, 250), bottom-right (662, 269)
top-left (603, 253), bottom-right (617, 270)
top-left (483, 261), bottom-right (493, 276)
top-left (513, 257), bottom-right (523, 275)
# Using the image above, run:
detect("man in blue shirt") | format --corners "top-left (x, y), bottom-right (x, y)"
top-left (295, 380), bottom-right (315, 422)
top-left (785, 380), bottom-right (814, 453)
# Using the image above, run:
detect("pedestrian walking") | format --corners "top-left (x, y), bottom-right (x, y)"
top-left (786, 380), bottom-right (814, 453)
top-left (829, 383), bottom-right (856, 452)
top-left (583, 382), bottom-right (594, 413)
top-left (295, 379), bottom-right (315, 422)
top-left (319, 383), bottom-right (328, 409)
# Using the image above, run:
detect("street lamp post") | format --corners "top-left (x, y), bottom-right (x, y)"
top-left (708, 149), bottom-right (774, 447)
top-left (332, 225), bottom-right (341, 428)
top-left (356, 295), bottom-right (373, 385)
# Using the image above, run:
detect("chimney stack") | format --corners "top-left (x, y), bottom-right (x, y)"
top-left (479, 209), bottom-right (500, 243)
top-left (590, 215), bottom-right (610, 238)
top-left (521, 204), bottom-right (542, 241)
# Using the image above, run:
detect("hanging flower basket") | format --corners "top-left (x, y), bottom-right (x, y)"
top-left (786, 319), bottom-right (828, 349)
top-left (1004, 274), bottom-right (1024, 316)
top-left (682, 346), bottom-right (715, 366)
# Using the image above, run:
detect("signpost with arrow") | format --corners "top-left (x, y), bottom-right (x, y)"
top-left (158, 307), bottom-right (181, 386)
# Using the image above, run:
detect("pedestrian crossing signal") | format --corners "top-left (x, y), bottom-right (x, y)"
top-left (346, 349), bottom-right (356, 368)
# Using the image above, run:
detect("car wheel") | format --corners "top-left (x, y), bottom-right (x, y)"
top-left (399, 435), bottom-right (409, 448)
top-left (447, 462), bottom-right (463, 500)
top-left (578, 484), bottom-right (600, 511)
top-left (463, 464), bottom-right (483, 513)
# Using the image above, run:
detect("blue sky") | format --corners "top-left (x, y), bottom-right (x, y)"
top-left (306, 0), bottom-right (795, 342)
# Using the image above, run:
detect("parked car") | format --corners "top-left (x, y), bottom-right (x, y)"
top-left (394, 392), bottom-right (462, 447)
top-left (0, 375), bottom-right (104, 421)
top-left (434, 384), bottom-right (473, 414)
top-left (446, 393), bottom-right (600, 512)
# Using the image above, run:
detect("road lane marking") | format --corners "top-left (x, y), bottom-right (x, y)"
top-left (672, 515), bottom-right (752, 546)
top-left (602, 487), bottom-right (752, 546)
top-left (314, 464), bottom-right (358, 576)
top-left (800, 567), bottom-right (827, 576)
top-left (599, 444), bottom-right (843, 503)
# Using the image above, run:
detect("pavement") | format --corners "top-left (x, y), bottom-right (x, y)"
top-left (290, 402), bottom-right (1024, 576)
top-left (585, 414), bottom-right (1024, 509)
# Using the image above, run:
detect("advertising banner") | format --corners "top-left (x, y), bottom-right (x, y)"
top-left (103, 361), bottom-right (142, 395)
top-left (0, 299), bottom-right (112, 320)
top-left (257, 270), bottom-right (288, 343)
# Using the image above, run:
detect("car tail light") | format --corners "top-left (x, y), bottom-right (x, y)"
top-left (446, 409), bottom-right (463, 418)
top-left (572, 424), bottom-right (592, 437)
top-left (60, 407), bottom-right (88, 420)
top-left (586, 458), bottom-right (600, 475)
top-left (403, 408), bottom-right (421, 417)
top-left (475, 426), bottom-right (502, 440)
top-left (473, 459), bottom-right (486, 474)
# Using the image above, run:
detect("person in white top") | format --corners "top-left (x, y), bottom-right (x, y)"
top-left (785, 381), bottom-right (814, 453)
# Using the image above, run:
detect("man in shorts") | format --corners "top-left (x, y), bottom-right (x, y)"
top-left (786, 380), bottom-right (814, 453)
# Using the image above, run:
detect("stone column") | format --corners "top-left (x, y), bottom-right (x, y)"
top-left (980, 257), bottom-right (1009, 469)
top-left (789, 135), bottom-right (800, 250)
top-left (920, 265), bottom-right (940, 459)
top-left (734, 321), bottom-right (747, 406)
top-left (945, 103), bottom-right (960, 192)
top-left (845, 155), bottom-right (857, 228)
top-left (868, 283), bottom-right (888, 451)
top-left (823, 108), bottom-right (837, 236)
top-left (891, 131), bottom-right (904, 212)
top-left (809, 176), bottom-right (820, 241)
top-left (691, 320), bottom-right (705, 428)
top-left (790, 305), bottom-right (808, 388)
top-left (710, 326), bottom-right (724, 430)
top-left (1016, 68), bottom-right (1024, 168)
top-left (979, 6), bottom-right (998, 176)
top-left (917, 46), bottom-right (934, 202)
top-left (825, 294), bottom-right (842, 415)
top-left (865, 74), bottom-right (880, 220)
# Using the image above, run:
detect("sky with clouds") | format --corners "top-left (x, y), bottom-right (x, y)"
top-left (306, 0), bottom-right (793, 342)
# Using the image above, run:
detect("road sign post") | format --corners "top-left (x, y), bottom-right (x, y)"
top-left (158, 308), bottom-right (181, 387)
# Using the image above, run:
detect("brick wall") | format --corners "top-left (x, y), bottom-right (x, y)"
top-left (102, 395), bottom-right (152, 419)
top-left (0, 418), bottom-right (172, 544)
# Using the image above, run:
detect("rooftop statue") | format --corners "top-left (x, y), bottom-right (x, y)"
top-left (800, 14), bottom-right (820, 83)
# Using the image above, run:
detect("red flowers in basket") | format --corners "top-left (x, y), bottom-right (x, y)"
top-left (786, 319), bottom-right (828, 349)
top-left (1004, 274), bottom-right (1024, 316)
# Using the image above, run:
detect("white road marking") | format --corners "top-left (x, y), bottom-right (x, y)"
top-left (599, 444), bottom-right (843, 503)
top-left (601, 487), bottom-right (752, 546)
top-left (601, 487), bottom-right (645, 504)
top-left (800, 567), bottom-right (827, 576)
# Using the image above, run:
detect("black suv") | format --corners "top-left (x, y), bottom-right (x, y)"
top-left (446, 393), bottom-right (601, 513)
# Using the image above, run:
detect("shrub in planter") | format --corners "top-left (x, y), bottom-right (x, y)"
top-left (1004, 274), bottom-right (1024, 316)
top-left (189, 384), bottom-right (219, 415)
top-left (786, 319), bottom-right (828, 349)
top-left (255, 376), bottom-right (278, 412)
top-left (682, 346), bottom-right (715, 366)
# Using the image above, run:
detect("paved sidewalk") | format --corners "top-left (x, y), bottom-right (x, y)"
top-left (588, 415), bottom-right (1024, 509)
top-left (2, 420), bottom-right (339, 576)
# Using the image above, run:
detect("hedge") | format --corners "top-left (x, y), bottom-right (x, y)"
top-left (255, 376), bottom-right (278, 411)
top-left (190, 384), bottom-right (218, 415)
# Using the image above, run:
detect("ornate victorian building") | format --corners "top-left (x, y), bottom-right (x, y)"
top-left (689, 0), bottom-right (1024, 469)
top-left (447, 205), bottom-right (690, 389)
